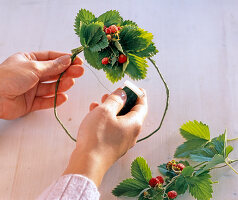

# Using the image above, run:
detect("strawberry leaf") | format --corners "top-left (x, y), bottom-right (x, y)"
top-left (131, 157), bottom-right (152, 184)
top-left (79, 22), bottom-right (108, 52)
top-left (134, 43), bottom-right (158, 58)
top-left (125, 53), bottom-right (148, 80)
top-left (119, 25), bottom-right (153, 52)
top-left (174, 139), bottom-right (208, 158)
top-left (112, 178), bottom-right (148, 197)
top-left (74, 9), bottom-right (95, 36)
top-left (83, 48), bottom-right (101, 69)
top-left (195, 154), bottom-right (225, 176)
top-left (97, 10), bottom-right (122, 27)
top-left (122, 19), bottom-right (138, 26)
top-left (180, 120), bottom-right (210, 141)
top-left (175, 175), bottom-right (188, 195)
top-left (188, 172), bottom-right (213, 200)
top-left (182, 166), bottom-right (194, 177)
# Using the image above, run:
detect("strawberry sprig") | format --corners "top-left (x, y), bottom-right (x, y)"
top-left (54, 9), bottom-right (170, 143)
top-left (112, 120), bottom-right (238, 200)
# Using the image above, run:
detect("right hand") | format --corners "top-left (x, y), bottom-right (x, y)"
top-left (64, 88), bottom-right (148, 186)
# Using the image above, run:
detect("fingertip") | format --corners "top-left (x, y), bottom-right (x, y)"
top-left (73, 56), bottom-right (83, 65)
top-left (89, 102), bottom-right (99, 111)
top-left (101, 94), bottom-right (109, 103)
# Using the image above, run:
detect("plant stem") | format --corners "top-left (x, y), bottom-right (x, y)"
top-left (162, 175), bottom-right (178, 198)
top-left (227, 137), bottom-right (238, 142)
top-left (54, 46), bottom-right (84, 142)
top-left (210, 159), bottom-right (238, 170)
top-left (137, 57), bottom-right (170, 143)
top-left (193, 161), bottom-right (208, 169)
top-left (225, 158), bottom-right (238, 175)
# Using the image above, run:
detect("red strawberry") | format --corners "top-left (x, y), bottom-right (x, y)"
top-left (149, 177), bottom-right (160, 188)
top-left (177, 163), bottom-right (185, 171)
top-left (118, 54), bottom-right (127, 63)
top-left (109, 25), bottom-right (118, 33)
top-left (105, 28), bottom-right (111, 34)
top-left (168, 191), bottom-right (177, 199)
top-left (102, 57), bottom-right (109, 65)
top-left (156, 176), bottom-right (164, 184)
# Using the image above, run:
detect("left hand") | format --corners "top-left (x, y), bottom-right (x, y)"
top-left (0, 51), bottom-right (84, 120)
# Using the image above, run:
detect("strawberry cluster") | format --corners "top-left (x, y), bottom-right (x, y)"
top-left (101, 24), bottom-right (127, 65)
top-left (166, 160), bottom-right (185, 174)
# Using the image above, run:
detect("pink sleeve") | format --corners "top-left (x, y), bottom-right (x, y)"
top-left (37, 174), bottom-right (100, 200)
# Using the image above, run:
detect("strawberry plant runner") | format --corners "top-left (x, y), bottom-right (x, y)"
top-left (54, 9), bottom-right (169, 143)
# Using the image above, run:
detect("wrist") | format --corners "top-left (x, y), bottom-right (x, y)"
top-left (63, 148), bottom-right (112, 187)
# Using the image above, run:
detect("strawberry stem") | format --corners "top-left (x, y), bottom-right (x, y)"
top-left (137, 57), bottom-right (170, 143)
top-left (53, 46), bottom-right (84, 142)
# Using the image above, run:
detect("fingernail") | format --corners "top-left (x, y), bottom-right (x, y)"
top-left (113, 89), bottom-right (127, 102)
top-left (56, 55), bottom-right (71, 66)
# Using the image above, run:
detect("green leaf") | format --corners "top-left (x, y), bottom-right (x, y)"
top-left (174, 139), bottom-right (208, 158)
top-left (189, 132), bottom-right (227, 162)
top-left (175, 175), bottom-right (188, 195)
top-left (133, 43), bottom-right (158, 58)
top-left (188, 172), bottom-right (213, 200)
top-left (111, 56), bottom-right (117, 66)
top-left (122, 56), bottom-right (129, 72)
top-left (131, 157), bottom-right (152, 184)
top-left (225, 145), bottom-right (233, 157)
top-left (125, 53), bottom-right (148, 80)
top-left (119, 25), bottom-right (153, 52)
top-left (182, 166), bottom-right (194, 177)
top-left (112, 178), bottom-right (148, 197)
top-left (104, 63), bottom-right (124, 83)
top-left (122, 20), bottom-right (138, 26)
top-left (158, 164), bottom-right (177, 178)
top-left (114, 40), bottom-right (124, 53)
top-left (74, 9), bottom-right (95, 36)
top-left (97, 10), bottom-right (122, 27)
top-left (180, 120), bottom-right (210, 141)
top-left (83, 48), bottom-right (101, 69)
top-left (178, 160), bottom-right (190, 166)
top-left (195, 154), bottom-right (225, 176)
top-left (79, 22), bottom-right (109, 52)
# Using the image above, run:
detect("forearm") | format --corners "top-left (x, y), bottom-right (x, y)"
top-left (63, 148), bottom-right (112, 187)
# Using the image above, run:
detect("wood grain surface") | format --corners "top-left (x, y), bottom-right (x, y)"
top-left (0, 0), bottom-right (238, 199)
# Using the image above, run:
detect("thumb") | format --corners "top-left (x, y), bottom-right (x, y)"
top-left (34, 55), bottom-right (71, 78)
top-left (102, 89), bottom-right (127, 116)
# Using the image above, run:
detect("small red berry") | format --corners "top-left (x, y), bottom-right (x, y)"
top-left (168, 191), bottom-right (177, 199)
top-left (149, 177), bottom-right (160, 188)
top-left (109, 25), bottom-right (118, 33)
top-left (117, 26), bottom-right (121, 31)
top-left (102, 57), bottom-right (109, 65)
top-left (106, 34), bottom-right (111, 40)
top-left (103, 25), bottom-right (107, 31)
top-left (118, 54), bottom-right (127, 63)
top-left (105, 28), bottom-right (111, 34)
top-left (156, 176), bottom-right (164, 184)
top-left (177, 163), bottom-right (185, 171)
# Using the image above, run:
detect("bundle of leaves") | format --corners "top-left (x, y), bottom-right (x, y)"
top-left (112, 120), bottom-right (238, 200)
top-left (73, 9), bottom-right (158, 83)
top-left (54, 9), bottom-right (169, 143)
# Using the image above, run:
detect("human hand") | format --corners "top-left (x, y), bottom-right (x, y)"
top-left (0, 51), bottom-right (84, 120)
top-left (63, 88), bottom-right (148, 186)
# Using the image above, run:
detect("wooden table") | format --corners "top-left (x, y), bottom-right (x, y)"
top-left (0, 1), bottom-right (238, 199)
